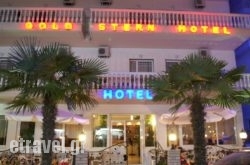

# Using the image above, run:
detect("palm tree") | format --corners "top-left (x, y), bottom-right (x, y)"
top-left (0, 37), bottom-right (108, 165)
top-left (150, 53), bottom-right (247, 165)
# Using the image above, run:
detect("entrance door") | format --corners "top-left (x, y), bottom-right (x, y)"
top-left (111, 115), bottom-right (141, 164)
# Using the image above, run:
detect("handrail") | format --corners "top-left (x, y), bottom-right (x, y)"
top-left (0, 7), bottom-right (83, 23)
top-left (90, 8), bottom-right (250, 28)
top-left (91, 141), bottom-right (127, 152)
top-left (88, 141), bottom-right (128, 165)
top-left (1, 7), bottom-right (250, 30)
top-left (0, 72), bottom-right (250, 90)
top-left (0, 145), bottom-right (73, 165)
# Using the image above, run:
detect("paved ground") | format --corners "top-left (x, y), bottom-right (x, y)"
top-left (214, 151), bottom-right (250, 165)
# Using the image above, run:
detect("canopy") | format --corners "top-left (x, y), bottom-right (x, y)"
top-left (5, 108), bottom-right (89, 125)
top-left (159, 105), bottom-right (237, 125)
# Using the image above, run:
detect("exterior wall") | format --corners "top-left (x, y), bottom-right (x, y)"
top-left (1, 46), bottom-right (237, 73)
top-left (66, 47), bottom-right (237, 73)
top-left (0, 0), bottom-right (230, 13)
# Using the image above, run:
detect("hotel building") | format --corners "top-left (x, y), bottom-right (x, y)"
top-left (0, 0), bottom-right (250, 164)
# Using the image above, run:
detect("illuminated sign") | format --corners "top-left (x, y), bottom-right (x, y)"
top-left (95, 23), bottom-right (232, 35)
top-left (24, 22), bottom-right (73, 31)
top-left (101, 89), bottom-right (153, 100)
top-left (177, 25), bottom-right (231, 34)
top-left (97, 23), bottom-right (156, 32)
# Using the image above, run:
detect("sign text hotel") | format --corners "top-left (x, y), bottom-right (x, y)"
top-left (101, 89), bottom-right (153, 100)
top-left (23, 21), bottom-right (232, 35)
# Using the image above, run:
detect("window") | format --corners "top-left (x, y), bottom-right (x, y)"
top-left (20, 122), bottom-right (35, 145)
top-left (0, 57), bottom-right (12, 70)
top-left (182, 120), bottom-right (236, 146)
top-left (130, 59), bottom-right (154, 72)
top-left (165, 59), bottom-right (179, 73)
top-left (145, 115), bottom-right (156, 147)
top-left (92, 115), bottom-right (108, 147)
top-left (216, 118), bottom-right (236, 145)
top-left (0, 115), bottom-right (8, 145)
top-left (54, 123), bottom-right (83, 147)
top-left (182, 125), bottom-right (194, 145)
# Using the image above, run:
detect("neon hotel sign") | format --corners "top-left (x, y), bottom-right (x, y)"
top-left (23, 21), bottom-right (232, 35)
top-left (97, 23), bottom-right (231, 34)
top-left (24, 22), bottom-right (73, 30)
top-left (101, 89), bottom-right (153, 100)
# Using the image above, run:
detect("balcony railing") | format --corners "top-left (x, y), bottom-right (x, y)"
top-left (1, 72), bottom-right (250, 90)
top-left (0, 7), bottom-right (83, 23)
top-left (1, 7), bottom-right (250, 29)
top-left (90, 8), bottom-right (250, 28)
top-left (99, 72), bottom-right (250, 90)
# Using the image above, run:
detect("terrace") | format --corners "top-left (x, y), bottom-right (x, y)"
top-left (1, 7), bottom-right (250, 49)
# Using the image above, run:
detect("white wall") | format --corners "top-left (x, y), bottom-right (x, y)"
top-left (0, 46), bottom-right (237, 73)
top-left (73, 47), bottom-right (237, 73)
top-left (0, 0), bottom-right (230, 13)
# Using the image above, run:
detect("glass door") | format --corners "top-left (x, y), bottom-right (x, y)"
top-left (111, 121), bottom-right (125, 145)
top-left (111, 115), bottom-right (141, 164)
top-left (126, 121), bottom-right (140, 164)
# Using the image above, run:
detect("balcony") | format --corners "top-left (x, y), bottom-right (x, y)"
top-left (1, 7), bottom-right (250, 28)
top-left (90, 8), bottom-right (250, 28)
top-left (1, 7), bottom-right (250, 49)
top-left (0, 7), bottom-right (83, 23)
top-left (1, 72), bottom-right (250, 90)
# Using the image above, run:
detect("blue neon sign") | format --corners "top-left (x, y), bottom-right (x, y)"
top-left (101, 89), bottom-right (153, 100)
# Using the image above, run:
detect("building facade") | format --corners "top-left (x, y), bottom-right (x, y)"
top-left (1, 0), bottom-right (250, 164)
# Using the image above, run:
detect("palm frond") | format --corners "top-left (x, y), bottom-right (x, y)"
top-left (7, 94), bottom-right (40, 113)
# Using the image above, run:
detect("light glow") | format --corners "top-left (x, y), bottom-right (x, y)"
top-left (239, 129), bottom-right (248, 139)
top-left (101, 89), bottom-right (153, 100)
top-left (169, 133), bottom-right (177, 141)
top-left (177, 25), bottom-right (231, 34)
top-left (98, 23), bottom-right (156, 32)
top-left (24, 22), bottom-right (74, 31)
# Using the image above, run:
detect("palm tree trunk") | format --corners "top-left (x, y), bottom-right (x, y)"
top-left (41, 94), bottom-right (57, 165)
top-left (190, 97), bottom-right (207, 165)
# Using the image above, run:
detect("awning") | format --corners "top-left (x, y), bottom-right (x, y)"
top-left (159, 105), bottom-right (237, 125)
top-left (5, 108), bottom-right (89, 125)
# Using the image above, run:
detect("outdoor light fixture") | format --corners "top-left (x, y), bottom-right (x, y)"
top-left (239, 129), bottom-right (247, 147)
top-left (239, 129), bottom-right (247, 140)
top-left (78, 131), bottom-right (87, 143)
top-left (169, 133), bottom-right (177, 141)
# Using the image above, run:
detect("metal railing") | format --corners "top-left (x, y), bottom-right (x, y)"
top-left (1, 72), bottom-right (250, 90)
top-left (0, 7), bottom-right (83, 23)
top-left (0, 146), bottom-right (73, 165)
top-left (88, 141), bottom-right (128, 165)
top-left (90, 8), bottom-right (250, 28)
top-left (1, 7), bottom-right (250, 30)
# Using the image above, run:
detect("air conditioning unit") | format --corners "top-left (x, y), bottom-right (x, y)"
top-left (100, 0), bottom-right (112, 6)
top-left (98, 46), bottom-right (110, 58)
top-left (198, 48), bottom-right (208, 57)
top-left (63, 0), bottom-right (75, 6)
top-left (194, 0), bottom-right (205, 8)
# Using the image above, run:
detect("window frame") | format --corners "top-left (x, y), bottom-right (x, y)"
top-left (0, 115), bottom-right (8, 146)
top-left (165, 59), bottom-right (180, 73)
top-left (129, 59), bottom-right (154, 72)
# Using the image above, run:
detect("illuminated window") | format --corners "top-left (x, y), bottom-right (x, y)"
top-left (129, 59), bottom-right (154, 72)
top-left (0, 115), bottom-right (8, 145)
top-left (165, 60), bottom-right (179, 73)
top-left (182, 125), bottom-right (194, 145)
top-left (93, 115), bottom-right (108, 147)
top-left (217, 118), bottom-right (236, 145)
top-left (54, 123), bottom-right (83, 147)
top-left (145, 114), bottom-right (156, 147)
top-left (65, 124), bottom-right (82, 147)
